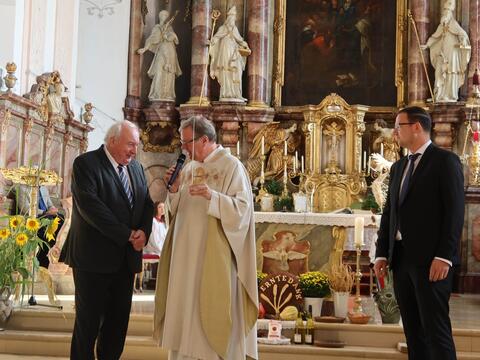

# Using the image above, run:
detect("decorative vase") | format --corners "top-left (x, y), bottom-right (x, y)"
top-left (373, 272), bottom-right (401, 324)
top-left (333, 291), bottom-right (350, 318)
top-left (304, 297), bottom-right (324, 318)
top-left (0, 286), bottom-right (13, 325)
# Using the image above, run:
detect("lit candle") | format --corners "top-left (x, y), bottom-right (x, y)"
top-left (363, 151), bottom-right (367, 170)
top-left (301, 156), bottom-right (304, 173)
top-left (354, 217), bottom-right (365, 247)
top-left (284, 141), bottom-right (287, 156)
top-left (367, 155), bottom-right (371, 173)
top-left (237, 141), bottom-right (240, 156)
top-left (295, 151), bottom-right (298, 171)
top-left (261, 136), bottom-right (265, 155)
top-left (380, 143), bottom-right (384, 157)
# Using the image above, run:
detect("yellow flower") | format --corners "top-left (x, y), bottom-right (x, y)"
top-left (26, 218), bottom-right (40, 232)
top-left (0, 228), bottom-right (10, 239)
top-left (45, 217), bottom-right (60, 241)
top-left (15, 233), bottom-right (28, 246)
top-left (9, 215), bottom-right (23, 229)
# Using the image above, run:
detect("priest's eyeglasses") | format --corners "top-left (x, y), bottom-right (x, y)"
top-left (180, 136), bottom-right (202, 145)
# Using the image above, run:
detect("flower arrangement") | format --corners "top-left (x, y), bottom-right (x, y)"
top-left (299, 271), bottom-right (330, 298)
top-left (0, 214), bottom-right (58, 292)
top-left (257, 270), bottom-right (268, 286)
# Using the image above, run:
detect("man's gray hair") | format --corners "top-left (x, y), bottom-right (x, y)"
top-left (179, 115), bottom-right (217, 142)
top-left (104, 120), bottom-right (139, 143)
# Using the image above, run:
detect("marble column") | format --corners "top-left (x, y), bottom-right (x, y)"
top-left (124, 0), bottom-right (144, 121)
top-left (408, 0), bottom-right (430, 105)
top-left (468, 0), bottom-right (480, 95)
top-left (247, 0), bottom-right (269, 107)
top-left (186, 0), bottom-right (211, 106)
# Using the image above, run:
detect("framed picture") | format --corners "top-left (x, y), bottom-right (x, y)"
top-left (272, 0), bottom-right (407, 108)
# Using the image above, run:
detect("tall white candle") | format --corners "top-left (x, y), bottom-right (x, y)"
top-left (237, 141), bottom-right (240, 156)
top-left (295, 151), bottom-right (298, 171)
top-left (363, 151), bottom-right (367, 170)
top-left (354, 217), bottom-right (365, 247)
top-left (284, 141), bottom-right (287, 156)
top-left (261, 136), bottom-right (265, 155)
top-left (301, 156), bottom-right (305, 173)
top-left (367, 155), bottom-right (371, 173)
top-left (380, 143), bottom-right (384, 157)
top-left (403, 147), bottom-right (408, 156)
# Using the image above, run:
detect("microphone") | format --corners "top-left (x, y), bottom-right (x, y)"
top-left (167, 154), bottom-right (186, 190)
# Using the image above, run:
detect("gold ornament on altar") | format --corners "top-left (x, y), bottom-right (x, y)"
top-left (300, 93), bottom-right (368, 212)
top-left (372, 119), bottom-right (400, 163)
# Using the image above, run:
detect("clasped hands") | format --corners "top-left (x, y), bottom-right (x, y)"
top-left (130, 229), bottom-right (146, 252)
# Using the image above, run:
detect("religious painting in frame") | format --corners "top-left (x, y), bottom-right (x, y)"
top-left (272, 0), bottom-right (407, 108)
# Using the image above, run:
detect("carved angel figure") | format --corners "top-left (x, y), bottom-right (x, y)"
top-left (261, 230), bottom-right (310, 275)
top-left (369, 153), bottom-right (393, 211)
top-left (247, 122), bottom-right (300, 183)
top-left (373, 119), bottom-right (400, 163)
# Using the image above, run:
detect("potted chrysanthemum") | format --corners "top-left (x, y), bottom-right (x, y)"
top-left (0, 214), bottom-right (58, 323)
top-left (298, 271), bottom-right (330, 318)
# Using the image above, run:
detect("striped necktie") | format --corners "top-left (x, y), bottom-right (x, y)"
top-left (118, 165), bottom-right (133, 207)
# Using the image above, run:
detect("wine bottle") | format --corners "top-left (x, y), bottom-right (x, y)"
top-left (305, 305), bottom-right (314, 345)
top-left (294, 311), bottom-right (304, 344)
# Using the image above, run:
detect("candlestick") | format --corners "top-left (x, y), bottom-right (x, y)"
top-left (354, 217), bottom-right (364, 247)
top-left (353, 242), bottom-right (363, 314)
top-left (261, 136), bottom-right (265, 156)
top-left (363, 151), bottom-right (366, 171)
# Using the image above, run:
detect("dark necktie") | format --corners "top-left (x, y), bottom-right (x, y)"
top-left (118, 165), bottom-right (133, 207)
top-left (398, 153), bottom-right (420, 205)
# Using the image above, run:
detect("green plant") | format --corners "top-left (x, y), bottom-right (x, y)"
top-left (265, 179), bottom-right (282, 196)
top-left (362, 192), bottom-right (380, 212)
top-left (274, 196), bottom-right (293, 212)
top-left (299, 271), bottom-right (330, 298)
top-left (0, 215), bottom-right (58, 292)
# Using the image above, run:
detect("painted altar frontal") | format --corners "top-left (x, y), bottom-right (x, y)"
top-left (254, 211), bottom-right (377, 276)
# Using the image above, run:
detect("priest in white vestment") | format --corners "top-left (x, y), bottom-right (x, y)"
top-left (154, 115), bottom-right (258, 360)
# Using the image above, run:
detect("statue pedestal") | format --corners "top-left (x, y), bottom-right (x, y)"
top-left (143, 100), bottom-right (178, 123)
top-left (430, 102), bottom-right (466, 151)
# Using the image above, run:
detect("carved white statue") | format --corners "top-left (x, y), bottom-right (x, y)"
top-left (209, 6), bottom-right (251, 102)
top-left (137, 10), bottom-right (182, 102)
top-left (47, 82), bottom-right (64, 115)
top-left (422, 0), bottom-right (471, 102)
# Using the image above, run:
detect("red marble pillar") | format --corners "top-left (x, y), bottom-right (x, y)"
top-left (247, 0), bottom-right (269, 107)
top-left (408, 0), bottom-right (430, 105)
top-left (468, 0), bottom-right (480, 95)
top-left (124, 0), bottom-right (144, 121)
top-left (186, 0), bottom-right (212, 105)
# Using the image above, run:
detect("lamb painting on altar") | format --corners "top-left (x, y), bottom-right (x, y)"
top-left (282, 0), bottom-right (397, 106)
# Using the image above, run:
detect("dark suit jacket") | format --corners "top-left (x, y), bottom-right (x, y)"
top-left (60, 146), bottom-right (154, 273)
top-left (376, 144), bottom-right (464, 266)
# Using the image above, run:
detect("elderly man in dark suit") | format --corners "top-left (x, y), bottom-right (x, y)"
top-left (61, 120), bottom-right (154, 360)
top-left (374, 106), bottom-right (464, 360)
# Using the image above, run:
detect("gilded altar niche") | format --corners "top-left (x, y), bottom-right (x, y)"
top-left (300, 93), bottom-right (368, 212)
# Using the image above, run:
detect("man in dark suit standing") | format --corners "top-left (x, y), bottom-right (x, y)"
top-left (61, 120), bottom-right (154, 360)
top-left (374, 106), bottom-right (464, 360)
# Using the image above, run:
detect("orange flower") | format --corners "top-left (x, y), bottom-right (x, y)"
top-left (15, 233), bottom-right (28, 246)
top-left (0, 228), bottom-right (10, 239)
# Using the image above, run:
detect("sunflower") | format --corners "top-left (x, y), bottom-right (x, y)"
top-left (15, 232), bottom-right (28, 246)
top-left (26, 218), bottom-right (40, 232)
top-left (9, 215), bottom-right (23, 229)
top-left (45, 217), bottom-right (61, 241)
top-left (0, 228), bottom-right (10, 239)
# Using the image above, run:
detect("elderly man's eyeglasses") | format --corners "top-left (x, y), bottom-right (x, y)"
top-left (180, 136), bottom-right (202, 145)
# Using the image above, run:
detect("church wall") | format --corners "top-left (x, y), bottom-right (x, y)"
top-left (75, 0), bottom-right (131, 150)
top-left (0, 0), bottom-right (17, 75)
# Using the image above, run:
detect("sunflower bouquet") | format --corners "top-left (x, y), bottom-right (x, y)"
top-left (0, 214), bottom-right (58, 293)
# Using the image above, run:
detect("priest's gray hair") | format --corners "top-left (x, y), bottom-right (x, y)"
top-left (104, 120), bottom-right (139, 143)
top-left (180, 115), bottom-right (217, 142)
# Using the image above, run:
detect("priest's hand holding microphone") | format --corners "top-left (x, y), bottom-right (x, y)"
top-left (164, 153), bottom-right (212, 200)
